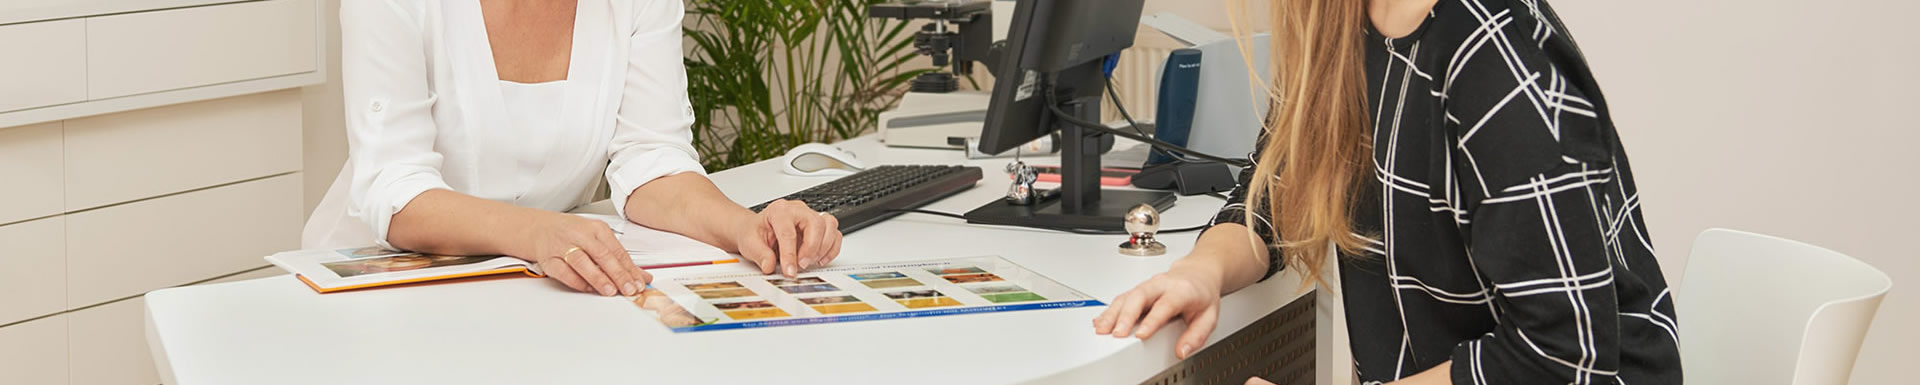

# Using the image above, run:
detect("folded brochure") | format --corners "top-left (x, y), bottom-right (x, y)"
top-left (268, 215), bottom-right (740, 293)
top-left (635, 255), bottom-right (1104, 332)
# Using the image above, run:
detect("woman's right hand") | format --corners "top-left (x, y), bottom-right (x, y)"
top-left (1093, 261), bottom-right (1226, 359)
top-left (515, 212), bottom-right (651, 297)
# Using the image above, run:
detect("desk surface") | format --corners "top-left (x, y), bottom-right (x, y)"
top-left (144, 135), bottom-right (1314, 384)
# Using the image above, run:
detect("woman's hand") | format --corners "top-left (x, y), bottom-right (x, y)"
top-left (515, 212), bottom-right (651, 296)
top-left (731, 199), bottom-right (842, 277)
top-left (1093, 261), bottom-right (1227, 359)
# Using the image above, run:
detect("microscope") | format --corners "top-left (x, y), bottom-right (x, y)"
top-left (869, 0), bottom-right (1008, 149)
top-left (869, 0), bottom-right (997, 93)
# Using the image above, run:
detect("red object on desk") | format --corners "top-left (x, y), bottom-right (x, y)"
top-left (1019, 166), bottom-right (1137, 186)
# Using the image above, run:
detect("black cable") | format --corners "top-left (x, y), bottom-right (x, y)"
top-left (885, 208), bottom-right (1212, 235)
top-left (1103, 76), bottom-right (1199, 164)
top-left (1046, 92), bottom-right (1253, 168)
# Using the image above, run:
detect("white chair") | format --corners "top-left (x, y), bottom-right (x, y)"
top-left (1677, 228), bottom-right (1892, 385)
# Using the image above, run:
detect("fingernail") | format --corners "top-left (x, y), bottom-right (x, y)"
top-left (600, 284), bottom-right (616, 296)
top-left (800, 260), bottom-right (812, 269)
top-left (785, 266), bottom-right (797, 276)
top-left (1178, 344), bottom-right (1192, 358)
top-left (623, 283), bottom-right (639, 295)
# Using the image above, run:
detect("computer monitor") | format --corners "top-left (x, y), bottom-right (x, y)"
top-left (967, 0), bottom-right (1174, 231)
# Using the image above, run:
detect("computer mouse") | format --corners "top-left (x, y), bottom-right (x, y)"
top-left (780, 143), bottom-right (868, 176)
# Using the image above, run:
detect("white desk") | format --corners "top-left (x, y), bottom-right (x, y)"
top-left (144, 135), bottom-right (1327, 384)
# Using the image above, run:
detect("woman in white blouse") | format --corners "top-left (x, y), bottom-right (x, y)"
top-left (305, 0), bottom-right (841, 297)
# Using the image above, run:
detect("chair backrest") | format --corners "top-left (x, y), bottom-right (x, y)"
top-left (1677, 228), bottom-right (1892, 385)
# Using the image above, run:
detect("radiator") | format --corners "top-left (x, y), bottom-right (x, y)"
top-left (1104, 46), bottom-right (1177, 123)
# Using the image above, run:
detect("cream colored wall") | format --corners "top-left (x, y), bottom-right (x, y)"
top-left (302, 0), bottom-right (344, 216)
top-left (1552, 1), bottom-right (1917, 383)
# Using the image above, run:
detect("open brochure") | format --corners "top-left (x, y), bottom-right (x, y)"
top-left (634, 256), bottom-right (1104, 333)
top-left (269, 215), bottom-right (740, 293)
top-left (266, 248), bottom-right (539, 293)
top-left (577, 214), bottom-right (741, 269)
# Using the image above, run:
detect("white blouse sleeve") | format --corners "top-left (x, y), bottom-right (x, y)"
top-left (341, 0), bottom-right (454, 249)
top-left (606, 0), bottom-right (708, 218)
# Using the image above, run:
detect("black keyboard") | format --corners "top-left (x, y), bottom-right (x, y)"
top-left (750, 165), bottom-right (982, 234)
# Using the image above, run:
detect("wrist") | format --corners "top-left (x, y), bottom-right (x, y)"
top-left (501, 208), bottom-right (555, 259)
top-left (716, 209), bottom-right (757, 253)
top-left (1169, 255), bottom-right (1229, 293)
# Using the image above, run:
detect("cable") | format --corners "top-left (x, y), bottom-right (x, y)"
top-left (1102, 76), bottom-right (1190, 163)
top-left (885, 208), bottom-right (1212, 235)
top-left (1045, 92), bottom-right (1252, 168)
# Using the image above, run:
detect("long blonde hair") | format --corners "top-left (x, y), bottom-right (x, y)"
top-left (1228, 0), bottom-right (1373, 287)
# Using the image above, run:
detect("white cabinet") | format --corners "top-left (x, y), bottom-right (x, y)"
top-left (63, 90), bottom-right (304, 210)
top-left (0, 217), bottom-right (65, 326)
top-left (0, 316), bottom-right (70, 385)
top-left (0, 122), bottom-right (63, 224)
top-left (0, 0), bottom-right (318, 381)
top-left (69, 298), bottom-right (162, 385)
top-left (0, 19), bottom-right (86, 113)
top-left (66, 174), bottom-right (303, 307)
top-left (0, 0), bottom-right (324, 129)
top-left (85, 0), bottom-right (318, 99)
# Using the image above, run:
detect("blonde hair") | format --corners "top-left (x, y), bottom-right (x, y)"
top-left (1226, 0), bottom-right (1373, 288)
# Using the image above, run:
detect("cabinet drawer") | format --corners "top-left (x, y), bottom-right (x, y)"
top-left (0, 315), bottom-right (70, 385)
top-left (86, 0), bottom-right (317, 99)
top-left (69, 298), bottom-right (161, 385)
top-left (63, 90), bottom-right (302, 210)
top-left (0, 122), bottom-right (63, 223)
top-left (66, 174), bottom-right (301, 307)
top-left (0, 19), bottom-right (86, 113)
top-left (0, 217), bottom-right (65, 325)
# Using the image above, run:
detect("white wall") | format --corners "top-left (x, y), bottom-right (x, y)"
top-left (1551, 1), bottom-right (1917, 383)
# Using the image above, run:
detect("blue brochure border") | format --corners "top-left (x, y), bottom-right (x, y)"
top-left (671, 299), bottom-right (1107, 333)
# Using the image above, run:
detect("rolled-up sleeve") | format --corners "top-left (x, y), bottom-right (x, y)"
top-left (341, 0), bottom-right (452, 249)
top-left (606, 0), bottom-right (706, 219)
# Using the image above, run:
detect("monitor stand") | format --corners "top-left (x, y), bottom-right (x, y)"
top-left (965, 100), bottom-right (1175, 231)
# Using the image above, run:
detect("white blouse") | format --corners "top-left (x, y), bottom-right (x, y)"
top-left (303, 0), bottom-right (705, 249)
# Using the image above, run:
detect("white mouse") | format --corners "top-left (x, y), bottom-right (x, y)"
top-left (779, 143), bottom-right (867, 176)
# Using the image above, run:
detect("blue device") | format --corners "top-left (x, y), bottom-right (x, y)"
top-left (1146, 49), bottom-right (1203, 166)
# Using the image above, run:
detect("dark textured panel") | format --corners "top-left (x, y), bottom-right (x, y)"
top-left (1139, 293), bottom-right (1316, 385)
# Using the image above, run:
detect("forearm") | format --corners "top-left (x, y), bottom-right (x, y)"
top-left (621, 173), bottom-right (755, 252)
top-left (387, 189), bottom-right (544, 257)
top-left (1173, 223), bottom-right (1272, 295)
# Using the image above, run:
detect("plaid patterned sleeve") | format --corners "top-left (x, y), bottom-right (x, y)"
top-left (1444, 1), bottom-right (1633, 383)
top-left (1207, 134), bottom-right (1285, 281)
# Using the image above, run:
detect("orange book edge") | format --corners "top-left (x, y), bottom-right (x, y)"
top-left (297, 267), bottom-right (543, 294)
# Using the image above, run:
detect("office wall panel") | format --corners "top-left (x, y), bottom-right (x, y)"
top-left (65, 174), bottom-right (302, 307)
top-left (69, 298), bottom-right (161, 385)
top-left (0, 19), bottom-right (86, 113)
top-left (0, 217), bottom-right (65, 326)
top-left (85, 0), bottom-right (317, 99)
top-left (0, 122), bottom-right (63, 224)
top-left (0, 315), bottom-right (70, 385)
top-left (63, 90), bottom-right (302, 210)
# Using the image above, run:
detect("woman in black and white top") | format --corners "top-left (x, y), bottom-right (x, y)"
top-left (1093, 0), bottom-right (1682, 384)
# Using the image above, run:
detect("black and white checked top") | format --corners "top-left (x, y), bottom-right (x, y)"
top-left (1210, 0), bottom-right (1682, 383)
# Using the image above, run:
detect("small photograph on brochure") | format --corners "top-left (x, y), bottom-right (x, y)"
top-left (321, 254), bottom-right (498, 278)
top-left (334, 246), bottom-right (409, 259)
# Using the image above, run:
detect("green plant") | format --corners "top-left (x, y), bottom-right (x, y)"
top-left (683, 0), bottom-right (936, 171)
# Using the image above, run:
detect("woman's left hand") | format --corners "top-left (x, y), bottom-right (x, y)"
top-left (732, 199), bottom-right (842, 277)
